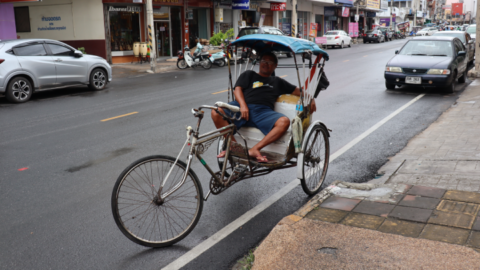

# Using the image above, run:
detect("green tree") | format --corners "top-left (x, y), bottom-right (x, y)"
top-left (209, 28), bottom-right (234, 46)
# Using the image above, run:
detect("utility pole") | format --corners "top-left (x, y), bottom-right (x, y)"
top-left (414, 0), bottom-right (417, 28)
top-left (390, 0), bottom-right (393, 30)
top-left (475, 0), bottom-right (480, 75)
top-left (292, 0), bottom-right (297, 37)
top-left (146, 0), bottom-right (156, 73)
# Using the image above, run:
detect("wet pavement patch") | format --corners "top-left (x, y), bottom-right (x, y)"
top-left (306, 207), bottom-right (349, 223)
top-left (317, 247), bottom-right (338, 259)
top-left (306, 185), bottom-right (480, 251)
top-left (473, 217), bottom-right (480, 231)
top-left (378, 218), bottom-right (425, 238)
top-left (352, 201), bottom-right (395, 217)
top-left (341, 213), bottom-right (385, 229)
top-left (443, 190), bottom-right (480, 204)
top-left (320, 196), bottom-right (361, 211)
top-left (407, 186), bottom-right (446, 198)
top-left (398, 195), bottom-right (440, 210)
top-left (389, 206), bottom-right (433, 223)
top-left (420, 224), bottom-right (470, 245)
top-left (467, 231), bottom-right (480, 248)
top-left (66, 147), bottom-right (135, 173)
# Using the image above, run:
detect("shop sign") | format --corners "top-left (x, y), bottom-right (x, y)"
top-left (334, 0), bottom-right (353, 6)
top-left (109, 6), bottom-right (142, 12)
top-left (282, 23), bottom-right (291, 35)
top-left (341, 7), bottom-right (349, 17)
top-left (366, 0), bottom-right (380, 10)
top-left (442, 5), bottom-right (451, 9)
top-left (309, 23), bottom-right (318, 37)
top-left (266, 0), bottom-right (286, 2)
top-left (153, 0), bottom-right (182, 4)
top-left (232, 0), bottom-right (250, 10)
top-left (366, 11), bottom-right (376, 17)
top-left (324, 7), bottom-right (336, 16)
top-left (348, 22), bottom-right (358, 37)
top-left (380, 0), bottom-right (388, 10)
top-left (270, 3), bottom-right (286, 11)
top-left (325, 16), bottom-right (337, 21)
top-left (315, 37), bottom-right (327, 44)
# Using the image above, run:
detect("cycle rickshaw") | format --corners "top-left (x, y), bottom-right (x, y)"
top-left (111, 34), bottom-right (331, 247)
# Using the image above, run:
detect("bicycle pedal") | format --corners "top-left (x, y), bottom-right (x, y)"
top-left (233, 164), bottom-right (248, 174)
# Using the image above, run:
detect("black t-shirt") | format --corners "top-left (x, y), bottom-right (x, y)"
top-left (234, 70), bottom-right (297, 109)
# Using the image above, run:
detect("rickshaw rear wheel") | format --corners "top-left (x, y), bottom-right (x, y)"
top-left (111, 155), bottom-right (203, 247)
top-left (301, 125), bottom-right (330, 195)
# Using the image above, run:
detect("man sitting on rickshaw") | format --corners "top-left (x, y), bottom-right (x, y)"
top-left (212, 52), bottom-right (317, 162)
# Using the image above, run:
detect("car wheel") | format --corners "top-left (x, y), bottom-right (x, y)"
top-left (385, 82), bottom-right (395, 90)
top-left (6, 76), bottom-right (33, 103)
top-left (341, 41), bottom-right (344, 49)
top-left (89, 68), bottom-right (107, 91)
top-left (458, 68), bottom-right (467, 83)
top-left (443, 72), bottom-right (456, 94)
top-left (348, 41), bottom-right (351, 47)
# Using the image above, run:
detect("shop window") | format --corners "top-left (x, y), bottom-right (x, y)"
top-left (109, 8), bottom-right (141, 52)
top-left (14, 7), bottom-right (31, 33)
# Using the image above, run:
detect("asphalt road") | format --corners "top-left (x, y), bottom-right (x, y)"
top-left (0, 38), bottom-right (472, 270)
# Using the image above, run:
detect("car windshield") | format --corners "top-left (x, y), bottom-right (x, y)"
top-left (325, 31), bottom-right (339, 35)
top-left (433, 32), bottom-right (465, 43)
top-left (239, 28), bottom-right (259, 37)
top-left (399, 40), bottom-right (453, 57)
top-left (467, 26), bottom-right (476, 34)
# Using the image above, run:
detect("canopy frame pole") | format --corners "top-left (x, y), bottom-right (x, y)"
top-left (292, 52), bottom-right (304, 117)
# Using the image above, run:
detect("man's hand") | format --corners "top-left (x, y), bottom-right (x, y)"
top-left (310, 99), bottom-right (317, 113)
top-left (240, 106), bottom-right (249, 120)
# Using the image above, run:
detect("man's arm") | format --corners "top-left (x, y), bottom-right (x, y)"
top-left (291, 87), bottom-right (317, 113)
top-left (234, 86), bottom-right (250, 120)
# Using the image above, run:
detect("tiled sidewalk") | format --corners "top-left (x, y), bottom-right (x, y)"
top-left (306, 185), bottom-right (480, 250)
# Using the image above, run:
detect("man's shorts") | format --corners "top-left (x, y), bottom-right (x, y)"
top-left (222, 101), bottom-right (288, 135)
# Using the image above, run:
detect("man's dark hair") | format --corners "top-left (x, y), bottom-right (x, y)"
top-left (261, 52), bottom-right (278, 65)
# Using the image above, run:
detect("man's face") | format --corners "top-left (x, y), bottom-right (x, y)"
top-left (259, 55), bottom-right (277, 76)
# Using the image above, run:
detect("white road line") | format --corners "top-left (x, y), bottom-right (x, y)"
top-left (162, 93), bottom-right (426, 270)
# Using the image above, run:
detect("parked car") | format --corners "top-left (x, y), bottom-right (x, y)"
top-left (378, 27), bottom-right (394, 41)
top-left (0, 39), bottom-right (111, 103)
top-left (385, 36), bottom-right (468, 94)
top-left (467, 24), bottom-right (476, 42)
top-left (416, 27), bottom-right (438, 36)
top-left (363, 30), bottom-right (386, 43)
top-left (324, 30), bottom-right (352, 49)
top-left (432, 31), bottom-right (475, 64)
top-left (237, 26), bottom-right (292, 57)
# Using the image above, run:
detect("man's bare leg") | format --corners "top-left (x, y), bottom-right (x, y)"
top-left (211, 108), bottom-right (237, 157)
top-left (248, 116), bottom-right (290, 160)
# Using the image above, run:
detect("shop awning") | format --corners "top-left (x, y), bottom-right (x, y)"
top-left (230, 34), bottom-right (329, 60)
top-left (0, 0), bottom-right (42, 2)
top-left (308, 0), bottom-right (335, 4)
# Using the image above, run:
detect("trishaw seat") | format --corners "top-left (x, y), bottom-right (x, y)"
top-left (233, 94), bottom-right (300, 157)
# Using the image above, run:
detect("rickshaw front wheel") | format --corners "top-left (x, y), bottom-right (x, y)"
top-left (301, 125), bottom-right (330, 195)
top-left (111, 155), bottom-right (204, 248)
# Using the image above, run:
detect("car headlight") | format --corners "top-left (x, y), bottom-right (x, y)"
top-left (385, 66), bottom-right (403, 73)
top-left (427, 69), bottom-right (451, 75)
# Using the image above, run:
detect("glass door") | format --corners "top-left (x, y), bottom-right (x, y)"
top-left (155, 22), bottom-right (170, 57)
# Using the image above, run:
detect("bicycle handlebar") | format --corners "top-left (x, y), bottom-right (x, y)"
top-left (215, 102), bottom-right (240, 113)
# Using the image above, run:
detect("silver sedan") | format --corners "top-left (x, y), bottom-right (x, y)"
top-left (0, 39), bottom-right (112, 103)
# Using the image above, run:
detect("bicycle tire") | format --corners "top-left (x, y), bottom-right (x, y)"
top-left (111, 155), bottom-right (203, 248)
top-left (300, 125), bottom-right (330, 195)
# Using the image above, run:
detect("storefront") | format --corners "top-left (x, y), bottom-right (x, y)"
top-left (152, 2), bottom-right (183, 58)
top-left (324, 7), bottom-right (337, 33)
top-left (104, 1), bottom-right (146, 64)
top-left (187, 0), bottom-right (213, 48)
top-left (10, 0), bottom-right (106, 58)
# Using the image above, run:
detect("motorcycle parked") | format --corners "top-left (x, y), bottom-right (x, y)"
top-left (209, 51), bottom-right (226, 67)
top-left (177, 42), bottom-right (213, 70)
